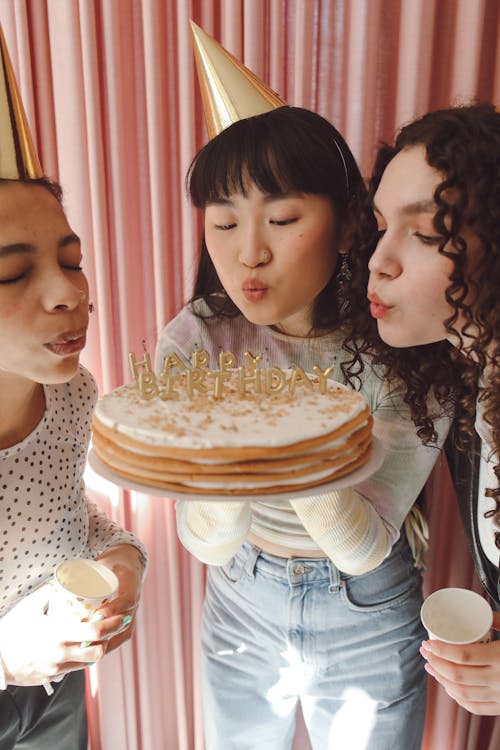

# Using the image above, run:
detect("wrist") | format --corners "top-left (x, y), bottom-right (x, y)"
top-left (98, 544), bottom-right (145, 577)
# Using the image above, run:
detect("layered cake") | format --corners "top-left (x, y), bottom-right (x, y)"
top-left (91, 353), bottom-right (373, 495)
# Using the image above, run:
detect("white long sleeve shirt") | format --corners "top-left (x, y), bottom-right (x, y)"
top-left (0, 365), bottom-right (147, 618)
top-left (157, 300), bottom-right (450, 574)
top-left (476, 405), bottom-right (500, 567)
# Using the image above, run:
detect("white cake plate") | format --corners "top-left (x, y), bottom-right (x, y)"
top-left (87, 437), bottom-right (384, 502)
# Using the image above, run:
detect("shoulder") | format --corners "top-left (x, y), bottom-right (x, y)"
top-left (55, 365), bottom-right (98, 417)
top-left (71, 364), bottom-right (98, 405)
top-left (156, 300), bottom-right (256, 369)
top-left (336, 343), bottom-right (402, 409)
top-left (42, 365), bottom-right (96, 437)
top-left (156, 302), bottom-right (207, 368)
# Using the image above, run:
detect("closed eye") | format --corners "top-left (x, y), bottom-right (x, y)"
top-left (214, 223), bottom-right (237, 231)
top-left (0, 273), bottom-right (25, 284)
top-left (414, 232), bottom-right (442, 245)
top-left (269, 218), bottom-right (298, 226)
top-left (60, 247), bottom-right (83, 271)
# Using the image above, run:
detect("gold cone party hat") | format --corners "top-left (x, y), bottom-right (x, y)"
top-left (0, 25), bottom-right (42, 179)
top-left (190, 21), bottom-right (286, 140)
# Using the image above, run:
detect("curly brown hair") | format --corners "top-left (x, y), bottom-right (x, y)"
top-left (350, 103), bottom-right (500, 543)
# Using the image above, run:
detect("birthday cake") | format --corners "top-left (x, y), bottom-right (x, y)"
top-left (91, 350), bottom-right (373, 495)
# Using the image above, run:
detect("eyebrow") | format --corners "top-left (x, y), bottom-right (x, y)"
top-left (60, 233), bottom-right (81, 248)
top-left (0, 232), bottom-right (81, 258)
top-left (207, 191), bottom-right (304, 207)
top-left (373, 199), bottom-right (437, 217)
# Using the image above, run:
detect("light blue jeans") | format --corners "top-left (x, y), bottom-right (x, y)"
top-left (201, 534), bottom-right (426, 750)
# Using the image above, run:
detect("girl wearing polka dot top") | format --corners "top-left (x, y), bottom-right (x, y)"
top-left (0, 178), bottom-right (147, 749)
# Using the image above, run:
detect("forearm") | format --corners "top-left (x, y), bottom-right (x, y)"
top-left (291, 489), bottom-right (391, 574)
top-left (175, 500), bottom-right (251, 564)
top-left (97, 543), bottom-right (145, 579)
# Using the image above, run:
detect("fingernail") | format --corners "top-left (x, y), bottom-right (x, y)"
top-left (80, 641), bottom-right (92, 648)
top-left (90, 613), bottom-right (104, 623)
top-left (122, 614), bottom-right (133, 627)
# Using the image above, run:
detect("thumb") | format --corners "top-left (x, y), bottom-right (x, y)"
top-left (492, 611), bottom-right (500, 631)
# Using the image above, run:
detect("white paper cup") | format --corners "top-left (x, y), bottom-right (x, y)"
top-left (48, 558), bottom-right (118, 622)
top-left (421, 587), bottom-right (493, 644)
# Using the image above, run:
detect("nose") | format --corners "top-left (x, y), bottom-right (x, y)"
top-left (43, 269), bottom-right (88, 312)
top-left (368, 232), bottom-right (401, 279)
top-left (238, 225), bottom-right (271, 268)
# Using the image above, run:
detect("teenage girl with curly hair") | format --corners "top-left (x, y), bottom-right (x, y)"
top-left (360, 103), bottom-right (500, 716)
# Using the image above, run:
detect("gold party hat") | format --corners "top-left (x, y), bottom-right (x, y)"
top-left (190, 21), bottom-right (285, 140)
top-left (0, 25), bottom-right (42, 179)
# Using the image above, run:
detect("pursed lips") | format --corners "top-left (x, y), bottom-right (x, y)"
top-left (242, 278), bottom-right (268, 300)
top-left (242, 277), bottom-right (267, 291)
top-left (44, 328), bottom-right (87, 355)
top-left (367, 291), bottom-right (393, 319)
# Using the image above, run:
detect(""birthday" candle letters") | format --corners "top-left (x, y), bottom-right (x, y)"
top-left (129, 348), bottom-right (333, 401)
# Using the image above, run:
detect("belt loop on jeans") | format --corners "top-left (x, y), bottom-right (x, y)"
top-left (327, 558), bottom-right (341, 592)
top-left (244, 545), bottom-right (261, 578)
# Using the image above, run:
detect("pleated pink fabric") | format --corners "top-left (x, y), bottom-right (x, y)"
top-left (0, 2), bottom-right (498, 748)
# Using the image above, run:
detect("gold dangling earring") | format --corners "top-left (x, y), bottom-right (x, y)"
top-left (338, 251), bottom-right (351, 314)
top-left (339, 251), bottom-right (351, 283)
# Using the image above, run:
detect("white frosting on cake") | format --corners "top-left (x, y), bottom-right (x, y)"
top-left (94, 374), bottom-right (368, 451)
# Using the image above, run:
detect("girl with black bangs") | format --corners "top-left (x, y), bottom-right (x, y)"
top-left (365, 103), bottom-right (500, 716)
top-left (156, 105), bottom-right (449, 748)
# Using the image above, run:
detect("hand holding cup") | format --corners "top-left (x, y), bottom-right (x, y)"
top-left (420, 587), bottom-right (493, 645)
top-left (48, 558), bottom-right (119, 624)
top-left (419, 588), bottom-right (500, 715)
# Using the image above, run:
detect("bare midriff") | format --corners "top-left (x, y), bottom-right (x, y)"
top-left (246, 530), bottom-right (326, 559)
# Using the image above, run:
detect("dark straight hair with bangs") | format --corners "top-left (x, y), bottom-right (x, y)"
top-left (187, 106), bottom-right (366, 329)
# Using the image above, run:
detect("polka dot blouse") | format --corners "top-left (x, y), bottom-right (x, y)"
top-left (0, 365), bottom-right (146, 618)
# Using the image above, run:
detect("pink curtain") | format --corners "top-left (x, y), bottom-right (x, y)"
top-left (0, 1), bottom-right (498, 748)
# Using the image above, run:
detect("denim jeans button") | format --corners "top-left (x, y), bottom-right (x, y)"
top-left (293, 564), bottom-right (305, 575)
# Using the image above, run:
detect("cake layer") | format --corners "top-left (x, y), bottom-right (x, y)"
top-left (92, 421), bottom-right (372, 493)
top-left (92, 429), bottom-right (372, 494)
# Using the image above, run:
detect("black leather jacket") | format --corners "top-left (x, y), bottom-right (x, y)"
top-left (445, 421), bottom-right (500, 606)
